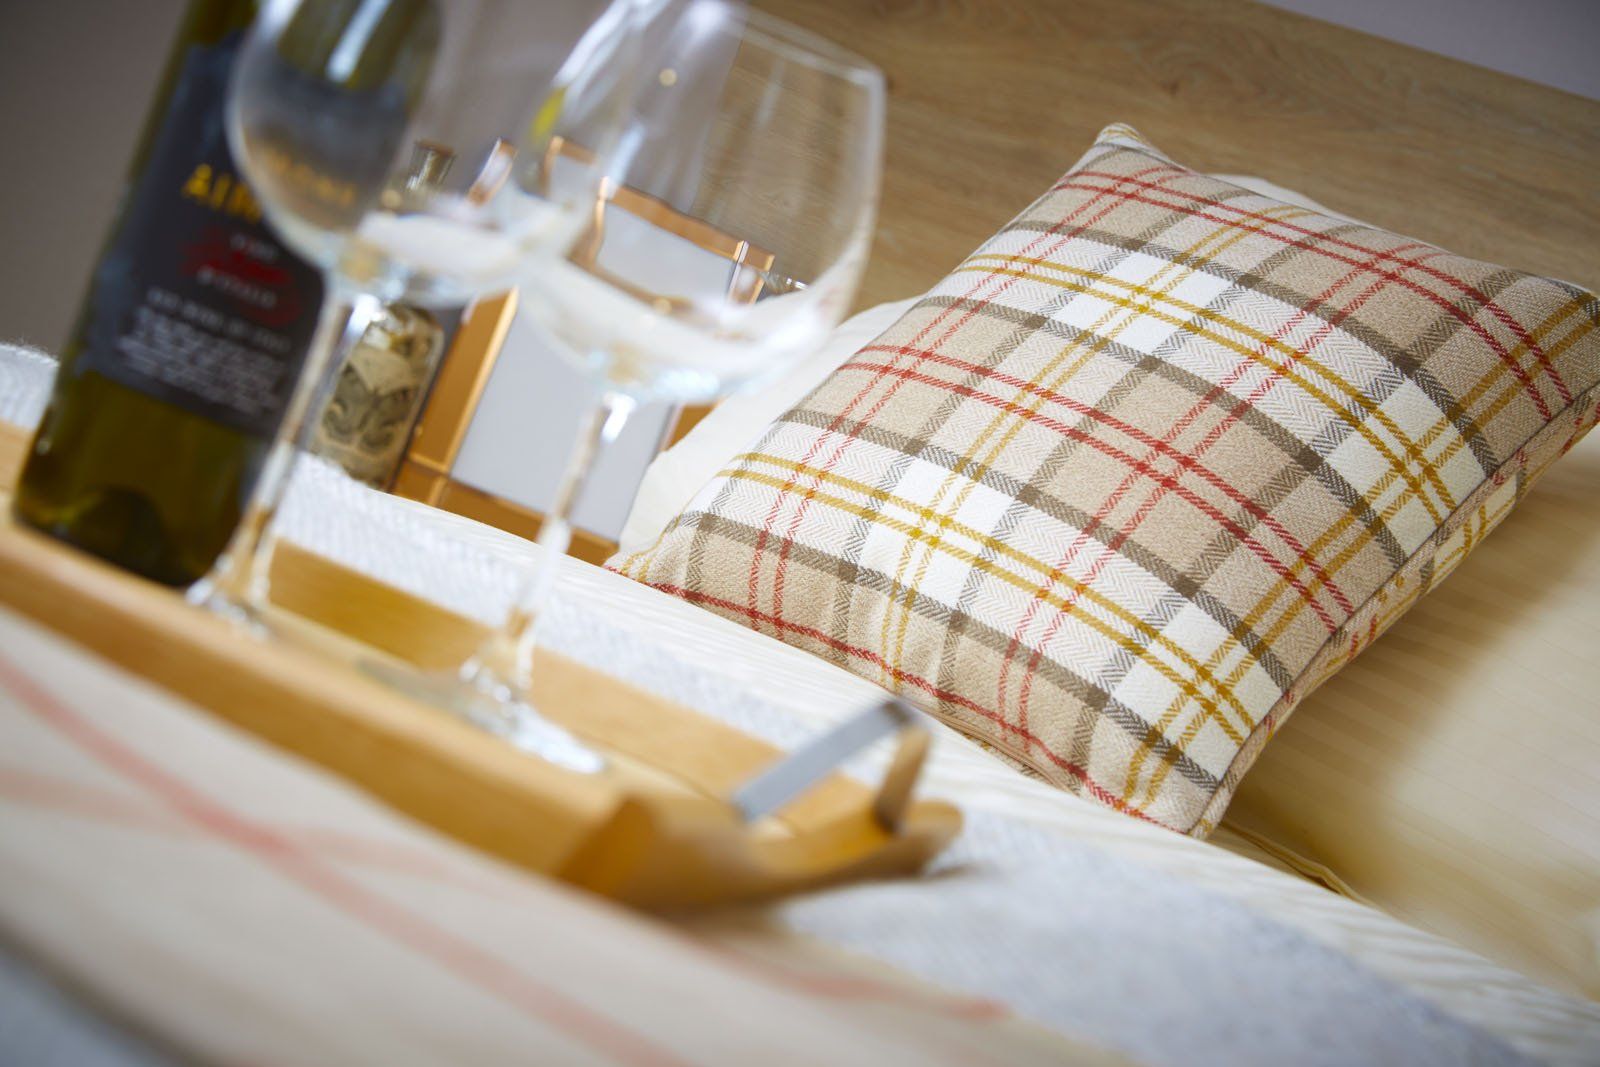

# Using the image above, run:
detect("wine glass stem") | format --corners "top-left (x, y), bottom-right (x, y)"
top-left (192, 285), bottom-right (381, 612)
top-left (462, 388), bottom-right (637, 694)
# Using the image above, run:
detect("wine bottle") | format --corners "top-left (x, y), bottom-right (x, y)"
top-left (14, 0), bottom-right (324, 586)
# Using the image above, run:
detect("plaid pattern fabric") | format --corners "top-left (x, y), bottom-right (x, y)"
top-left (612, 126), bottom-right (1600, 834)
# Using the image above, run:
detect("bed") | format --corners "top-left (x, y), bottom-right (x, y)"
top-left (2, 0), bottom-right (1598, 1063)
top-left (5, 362), bottom-right (1600, 1064)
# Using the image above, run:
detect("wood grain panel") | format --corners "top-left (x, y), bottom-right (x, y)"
top-left (754, 0), bottom-right (1600, 310)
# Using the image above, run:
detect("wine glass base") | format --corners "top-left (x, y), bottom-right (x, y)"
top-left (359, 658), bottom-right (605, 774)
top-left (185, 579), bottom-right (274, 641)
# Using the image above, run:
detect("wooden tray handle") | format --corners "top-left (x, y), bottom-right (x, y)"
top-left (557, 699), bottom-right (956, 910)
top-left (731, 698), bottom-right (929, 832)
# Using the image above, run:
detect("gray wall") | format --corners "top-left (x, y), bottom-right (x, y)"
top-left (0, 0), bottom-right (188, 352)
top-left (1260, 0), bottom-right (1600, 102)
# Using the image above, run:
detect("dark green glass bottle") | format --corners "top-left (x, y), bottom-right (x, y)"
top-left (14, 0), bottom-right (324, 586)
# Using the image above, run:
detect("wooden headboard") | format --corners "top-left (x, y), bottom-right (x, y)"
top-left (754, 0), bottom-right (1600, 310)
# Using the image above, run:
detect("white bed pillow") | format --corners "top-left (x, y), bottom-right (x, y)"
top-left (616, 296), bottom-right (917, 553)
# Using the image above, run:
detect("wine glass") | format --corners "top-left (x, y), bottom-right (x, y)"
top-left (378, 3), bottom-right (887, 751)
top-left (187, 0), bottom-right (674, 769)
top-left (189, 0), bottom-right (649, 620)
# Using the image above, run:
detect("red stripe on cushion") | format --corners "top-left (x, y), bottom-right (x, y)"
top-left (0, 653), bottom-right (695, 1067)
top-left (750, 164), bottom-right (1188, 652)
top-left (845, 358), bottom-right (1346, 634)
top-left (998, 238), bottom-right (1433, 735)
top-left (1061, 171), bottom-right (1570, 417)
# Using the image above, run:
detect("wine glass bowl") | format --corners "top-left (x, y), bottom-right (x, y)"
top-left (516, 6), bottom-right (885, 404)
top-left (228, 0), bottom-right (635, 307)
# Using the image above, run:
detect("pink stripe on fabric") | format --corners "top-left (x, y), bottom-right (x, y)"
top-left (0, 651), bottom-right (694, 1067)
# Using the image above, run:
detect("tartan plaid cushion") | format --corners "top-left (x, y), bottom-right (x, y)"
top-left (611, 125), bottom-right (1600, 835)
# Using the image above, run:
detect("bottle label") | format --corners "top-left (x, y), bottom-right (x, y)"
top-left (310, 305), bottom-right (447, 487)
top-left (77, 33), bottom-right (324, 439)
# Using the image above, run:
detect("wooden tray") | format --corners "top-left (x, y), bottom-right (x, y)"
top-left (0, 423), bottom-right (959, 909)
